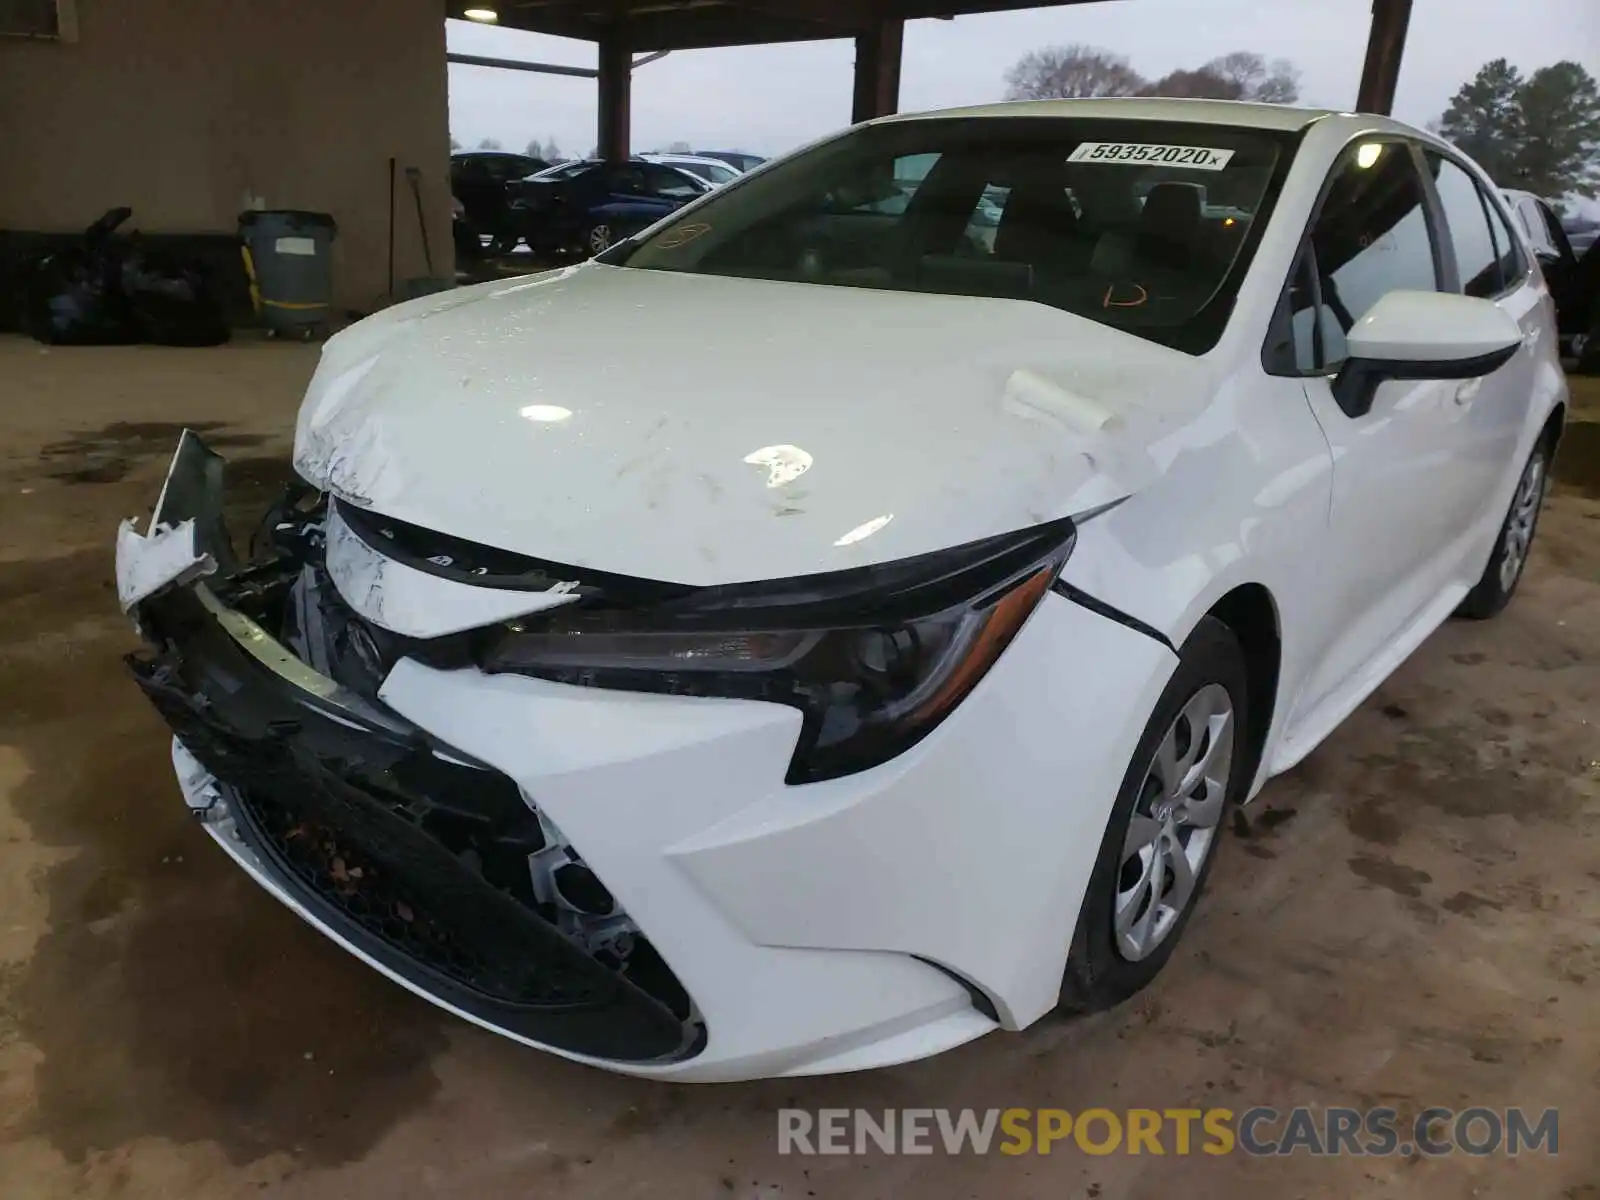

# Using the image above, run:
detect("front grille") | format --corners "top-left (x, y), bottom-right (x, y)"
top-left (234, 782), bottom-right (607, 1007)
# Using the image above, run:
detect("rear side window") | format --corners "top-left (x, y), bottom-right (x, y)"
top-left (1428, 155), bottom-right (1501, 298)
top-left (1287, 140), bottom-right (1438, 371)
top-left (1428, 153), bottom-right (1525, 297)
top-left (1481, 190), bottom-right (1526, 289)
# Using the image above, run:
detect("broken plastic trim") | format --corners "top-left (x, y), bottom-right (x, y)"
top-left (122, 433), bottom-right (705, 1063)
top-left (336, 499), bottom-right (694, 603)
top-left (1050, 579), bottom-right (1177, 654)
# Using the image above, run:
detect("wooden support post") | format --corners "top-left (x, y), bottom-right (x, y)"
top-left (851, 18), bottom-right (904, 124)
top-left (1356, 0), bottom-right (1413, 115)
top-left (598, 27), bottom-right (632, 162)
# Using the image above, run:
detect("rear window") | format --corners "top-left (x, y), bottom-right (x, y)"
top-left (617, 117), bottom-right (1294, 354)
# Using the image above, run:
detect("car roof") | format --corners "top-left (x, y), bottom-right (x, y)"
top-left (880, 97), bottom-right (1349, 134)
top-left (645, 153), bottom-right (737, 165)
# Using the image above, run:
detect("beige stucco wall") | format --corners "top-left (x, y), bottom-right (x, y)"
top-left (0, 0), bottom-right (453, 312)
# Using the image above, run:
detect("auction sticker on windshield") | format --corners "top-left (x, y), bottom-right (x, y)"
top-left (1068, 143), bottom-right (1236, 170)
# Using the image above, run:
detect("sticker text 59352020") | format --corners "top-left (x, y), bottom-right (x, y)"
top-left (1067, 143), bottom-right (1236, 171)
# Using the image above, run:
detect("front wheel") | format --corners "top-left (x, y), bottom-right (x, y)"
top-left (583, 221), bottom-right (615, 257)
top-left (1455, 442), bottom-right (1548, 620)
top-left (1057, 616), bottom-right (1249, 1014)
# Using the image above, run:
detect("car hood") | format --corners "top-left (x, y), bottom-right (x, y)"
top-left (294, 264), bottom-right (1213, 587)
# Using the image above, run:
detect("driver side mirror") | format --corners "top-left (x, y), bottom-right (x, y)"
top-left (1333, 290), bottom-right (1522, 418)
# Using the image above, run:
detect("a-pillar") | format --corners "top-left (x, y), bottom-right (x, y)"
top-left (1356, 0), bottom-right (1413, 115)
top-left (851, 18), bottom-right (904, 124)
top-left (598, 26), bottom-right (632, 162)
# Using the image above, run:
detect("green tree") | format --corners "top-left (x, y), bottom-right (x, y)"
top-left (1515, 62), bottom-right (1600, 198)
top-left (1438, 59), bottom-right (1527, 184)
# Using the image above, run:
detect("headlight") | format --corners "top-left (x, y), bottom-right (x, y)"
top-left (480, 518), bottom-right (1075, 782)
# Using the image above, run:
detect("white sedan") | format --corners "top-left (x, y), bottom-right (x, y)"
top-left (116, 99), bottom-right (1567, 1082)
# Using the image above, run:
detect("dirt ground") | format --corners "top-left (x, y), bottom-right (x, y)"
top-left (0, 336), bottom-right (1597, 1200)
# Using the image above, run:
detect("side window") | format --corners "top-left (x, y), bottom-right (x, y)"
top-left (1480, 190), bottom-right (1526, 288)
top-left (1516, 199), bottom-right (1546, 250)
top-left (1300, 140), bottom-right (1439, 369)
top-left (645, 166), bottom-right (702, 200)
top-left (1536, 200), bottom-right (1576, 261)
top-left (1427, 154), bottom-right (1501, 298)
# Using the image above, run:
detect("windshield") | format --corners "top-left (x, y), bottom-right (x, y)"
top-left (618, 117), bottom-right (1294, 353)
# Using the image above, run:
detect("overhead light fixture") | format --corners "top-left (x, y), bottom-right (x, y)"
top-left (463, 7), bottom-right (499, 22)
top-left (1356, 142), bottom-right (1383, 169)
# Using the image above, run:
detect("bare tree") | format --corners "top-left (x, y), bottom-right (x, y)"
top-left (1004, 44), bottom-right (1146, 101)
top-left (525, 138), bottom-right (545, 160)
top-left (1202, 51), bottom-right (1302, 103)
top-left (476, 137), bottom-right (503, 151)
top-left (544, 135), bottom-right (563, 161)
top-left (667, 140), bottom-right (693, 153)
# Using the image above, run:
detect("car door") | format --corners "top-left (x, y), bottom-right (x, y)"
top-left (452, 156), bottom-right (498, 229)
top-left (1419, 150), bottom-right (1540, 548)
top-left (1278, 138), bottom-right (1487, 719)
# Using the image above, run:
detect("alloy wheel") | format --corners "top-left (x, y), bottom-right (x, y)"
top-left (1498, 452), bottom-right (1545, 594)
top-left (1114, 683), bottom-right (1235, 962)
top-left (588, 224), bottom-right (614, 254)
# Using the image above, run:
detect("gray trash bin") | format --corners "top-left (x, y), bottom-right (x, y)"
top-left (239, 210), bottom-right (337, 339)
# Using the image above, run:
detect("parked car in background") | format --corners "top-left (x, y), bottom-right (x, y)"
top-left (639, 153), bottom-right (743, 187)
top-left (451, 151), bottom-right (549, 256)
top-left (119, 100), bottom-right (1567, 1082)
top-left (1505, 188), bottom-right (1599, 371)
top-left (512, 159), bottom-right (710, 257)
top-left (695, 150), bottom-right (765, 172)
top-left (1562, 212), bottom-right (1598, 256)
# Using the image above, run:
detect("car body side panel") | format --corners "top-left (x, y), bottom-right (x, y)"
top-left (1054, 364), bottom-right (1334, 795)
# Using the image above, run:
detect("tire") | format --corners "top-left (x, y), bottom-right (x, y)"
top-left (1057, 616), bottom-right (1249, 1014)
top-left (1455, 441), bottom-right (1549, 620)
top-left (1575, 319), bottom-right (1600, 375)
top-left (583, 221), bottom-right (615, 257)
top-left (488, 232), bottom-right (521, 257)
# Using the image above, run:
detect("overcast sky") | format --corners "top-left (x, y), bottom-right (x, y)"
top-left (448, 0), bottom-right (1599, 161)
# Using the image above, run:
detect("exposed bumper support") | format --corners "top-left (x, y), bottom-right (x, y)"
top-left (119, 433), bottom-right (701, 1064)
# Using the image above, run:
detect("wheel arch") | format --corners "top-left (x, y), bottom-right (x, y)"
top-left (1200, 583), bottom-right (1282, 799)
top-left (1540, 401), bottom-right (1566, 458)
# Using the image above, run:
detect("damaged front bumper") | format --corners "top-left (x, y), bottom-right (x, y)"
top-left (119, 433), bottom-right (1177, 1080)
top-left (118, 433), bottom-right (700, 1066)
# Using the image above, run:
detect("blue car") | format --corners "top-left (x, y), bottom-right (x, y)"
top-left (512, 160), bottom-right (710, 259)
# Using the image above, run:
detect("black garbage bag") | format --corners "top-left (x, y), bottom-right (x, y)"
top-left (21, 207), bottom-right (229, 347)
top-left (22, 207), bottom-right (139, 345)
top-left (122, 246), bottom-right (230, 346)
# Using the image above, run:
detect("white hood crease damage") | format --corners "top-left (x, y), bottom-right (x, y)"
top-left (293, 264), bottom-right (1211, 633)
